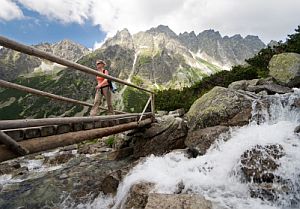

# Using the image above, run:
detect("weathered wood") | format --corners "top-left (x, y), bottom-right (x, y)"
top-left (0, 79), bottom-right (93, 107)
top-left (0, 118), bottom-right (152, 162)
top-left (0, 79), bottom-right (125, 114)
top-left (0, 130), bottom-right (29, 156)
top-left (0, 113), bottom-right (153, 130)
top-left (151, 93), bottom-right (155, 120)
top-left (0, 36), bottom-right (153, 94)
top-left (138, 96), bottom-right (152, 123)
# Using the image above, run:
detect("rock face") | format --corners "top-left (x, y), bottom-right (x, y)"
top-left (129, 115), bottom-right (188, 158)
top-left (179, 29), bottom-right (265, 68)
top-left (186, 86), bottom-right (253, 130)
top-left (0, 39), bottom-right (89, 81)
top-left (269, 53), bottom-right (300, 87)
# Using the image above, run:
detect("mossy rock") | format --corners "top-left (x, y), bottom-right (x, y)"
top-left (269, 53), bottom-right (300, 87)
top-left (186, 86), bottom-right (253, 130)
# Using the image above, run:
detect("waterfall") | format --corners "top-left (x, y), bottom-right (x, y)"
top-left (78, 89), bottom-right (300, 209)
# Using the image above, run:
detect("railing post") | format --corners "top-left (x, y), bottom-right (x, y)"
top-left (151, 93), bottom-right (155, 120)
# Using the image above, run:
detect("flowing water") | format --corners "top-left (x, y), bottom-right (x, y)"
top-left (83, 89), bottom-right (300, 209)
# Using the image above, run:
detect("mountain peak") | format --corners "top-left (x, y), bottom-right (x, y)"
top-left (147, 25), bottom-right (177, 38)
top-left (197, 29), bottom-right (222, 39)
top-left (102, 28), bottom-right (134, 49)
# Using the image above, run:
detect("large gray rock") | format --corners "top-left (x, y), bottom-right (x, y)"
top-left (186, 86), bottom-right (253, 130)
top-left (130, 115), bottom-right (188, 158)
top-left (145, 193), bottom-right (212, 209)
top-left (269, 53), bottom-right (300, 87)
top-left (185, 126), bottom-right (230, 155)
top-left (122, 182), bottom-right (155, 209)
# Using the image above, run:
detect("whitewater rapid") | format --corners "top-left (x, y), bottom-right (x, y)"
top-left (80, 89), bottom-right (300, 209)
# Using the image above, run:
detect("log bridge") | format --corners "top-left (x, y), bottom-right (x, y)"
top-left (0, 36), bottom-right (155, 162)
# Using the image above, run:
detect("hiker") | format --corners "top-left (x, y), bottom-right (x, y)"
top-left (90, 59), bottom-right (114, 116)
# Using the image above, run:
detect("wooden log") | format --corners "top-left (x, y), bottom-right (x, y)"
top-left (0, 113), bottom-right (153, 130)
top-left (0, 118), bottom-right (152, 162)
top-left (0, 130), bottom-right (29, 156)
top-left (0, 36), bottom-right (153, 94)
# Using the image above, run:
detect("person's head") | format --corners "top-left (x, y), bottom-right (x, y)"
top-left (96, 60), bottom-right (106, 68)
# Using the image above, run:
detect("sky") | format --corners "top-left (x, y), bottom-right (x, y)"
top-left (0, 0), bottom-right (299, 49)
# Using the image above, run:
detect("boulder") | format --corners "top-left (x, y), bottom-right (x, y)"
top-left (185, 126), bottom-right (230, 155)
top-left (228, 79), bottom-right (259, 91)
top-left (130, 115), bottom-right (188, 158)
top-left (240, 144), bottom-right (285, 183)
top-left (145, 194), bottom-right (212, 209)
top-left (187, 86), bottom-right (253, 130)
top-left (246, 84), bottom-right (291, 94)
top-left (269, 53), bottom-right (300, 87)
top-left (122, 182), bottom-right (155, 209)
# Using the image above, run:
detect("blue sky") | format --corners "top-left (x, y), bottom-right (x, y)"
top-left (0, 0), bottom-right (300, 49)
top-left (0, 7), bottom-right (106, 48)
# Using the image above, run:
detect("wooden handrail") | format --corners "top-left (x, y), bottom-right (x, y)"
top-left (0, 113), bottom-right (153, 130)
top-left (0, 79), bottom-right (126, 114)
top-left (0, 36), bottom-right (154, 94)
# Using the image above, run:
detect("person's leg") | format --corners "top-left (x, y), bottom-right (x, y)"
top-left (102, 87), bottom-right (114, 115)
top-left (90, 90), bottom-right (103, 116)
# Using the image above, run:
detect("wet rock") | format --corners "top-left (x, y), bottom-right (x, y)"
top-left (249, 182), bottom-right (290, 202)
top-left (11, 166), bottom-right (29, 178)
top-left (145, 193), bottom-right (212, 209)
top-left (240, 144), bottom-right (285, 183)
top-left (269, 53), bottom-right (300, 87)
top-left (169, 108), bottom-right (185, 117)
top-left (101, 161), bottom-right (138, 195)
top-left (185, 126), bottom-right (230, 155)
top-left (60, 144), bottom-right (78, 151)
top-left (107, 147), bottom-right (133, 160)
top-left (45, 153), bottom-right (75, 165)
top-left (187, 86), bottom-right (253, 130)
top-left (0, 162), bottom-right (20, 175)
top-left (130, 115), bottom-right (188, 158)
top-left (292, 98), bottom-right (300, 108)
top-left (123, 182), bottom-right (155, 209)
top-left (0, 153), bottom-right (134, 209)
top-left (294, 125), bottom-right (300, 133)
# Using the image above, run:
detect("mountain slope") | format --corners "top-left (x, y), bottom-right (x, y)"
top-left (0, 39), bottom-right (90, 81)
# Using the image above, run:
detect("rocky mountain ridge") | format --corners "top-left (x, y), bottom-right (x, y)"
top-left (0, 25), bottom-right (266, 119)
top-left (0, 39), bottom-right (89, 81)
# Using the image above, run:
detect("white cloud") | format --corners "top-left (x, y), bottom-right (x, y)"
top-left (0, 0), bottom-right (24, 21)
top-left (11, 0), bottom-right (300, 43)
top-left (17, 0), bottom-right (91, 24)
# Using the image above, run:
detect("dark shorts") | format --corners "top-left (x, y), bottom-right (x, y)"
top-left (99, 85), bottom-right (109, 95)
